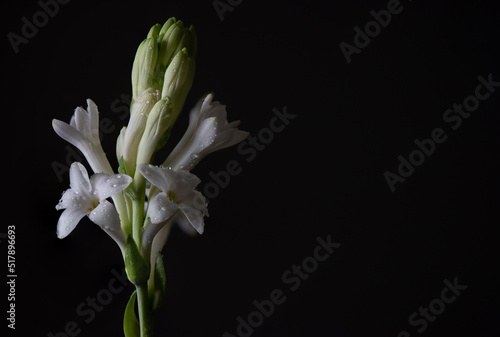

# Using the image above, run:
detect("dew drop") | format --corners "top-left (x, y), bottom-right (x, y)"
top-left (190, 153), bottom-right (199, 160)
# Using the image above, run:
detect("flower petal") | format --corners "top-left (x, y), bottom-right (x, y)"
top-left (148, 192), bottom-right (178, 224)
top-left (56, 207), bottom-right (88, 239)
top-left (148, 221), bottom-right (174, 274)
top-left (88, 200), bottom-right (126, 250)
top-left (178, 204), bottom-right (205, 234)
top-left (56, 189), bottom-right (90, 211)
top-left (137, 164), bottom-right (171, 193)
top-left (174, 213), bottom-right (198, 236)
top-left (73, 106), bottom-right (91, 140)
top-left (69, 162), bottom-right (92, 194)
top-left (52, 119), bottom-right (86, 149)
top-left (91, 173), bottom-right (133, 200)
top-left (173, 171), bottom-right (202, 201)
top-left (86, 99), bottom-right (100, 142)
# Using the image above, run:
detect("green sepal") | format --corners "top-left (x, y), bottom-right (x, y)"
top-left (118, 156), bottom-right (128, 175)
top-left (123, 291), bottom-right (140, 337)
top-left (150, 253), bottom-right (167, 313)
top-left (125, 236), bottom-right (150, 285)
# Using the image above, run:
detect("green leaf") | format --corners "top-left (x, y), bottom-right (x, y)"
top-left (123, 291), bottom-right (140, 337)
top-left (125, 236), bottom-right (150, 285)
top-left (151, 253), bottom-right (167, 312)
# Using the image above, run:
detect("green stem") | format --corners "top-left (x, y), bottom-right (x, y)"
top-left (136, 284), bottom-right (153, 337)
top-left (132, 198), bottom-right (144, 250)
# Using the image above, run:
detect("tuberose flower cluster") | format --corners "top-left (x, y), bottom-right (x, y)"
top-left (51, 18), bottom-right (248, 335)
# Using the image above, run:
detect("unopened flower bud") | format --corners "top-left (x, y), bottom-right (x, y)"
top-left (136, 97), bottom-right (173, 167)
top-left (131, 37), bottom-right (158, 99)
top-left (161, 48), bottom-right (195, 122)
top-left (119, 88), bottom-right (160, 175)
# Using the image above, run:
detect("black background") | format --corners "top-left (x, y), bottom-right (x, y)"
top-left (2, 0), bottom-right (500, 336)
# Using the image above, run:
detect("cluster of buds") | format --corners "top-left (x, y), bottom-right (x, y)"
top-left (119, 18), bottom-right (197, 181)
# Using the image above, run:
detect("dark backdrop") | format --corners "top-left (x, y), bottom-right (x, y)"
top-left (3, 0), bottom-right (500, 336)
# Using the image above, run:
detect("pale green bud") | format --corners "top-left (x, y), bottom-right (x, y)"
top-left (158, 17), bottom-right (176, 38)
top-left (132, 18), bottom-right (197, 100)
top-left (136, 97), bottom-right (173, 166)
top-left (131, 37), bottom-right (158, 99)
top-left (161, 48), bottom-right (195, 122)
top-left (147, 24), bottom-right (162, 39)
top-left (157, 21), bottom-right (183, 69)
top-left (121, 88), bottom-right (160, 175)
top-left (124, 236), bottom-right (150, 285)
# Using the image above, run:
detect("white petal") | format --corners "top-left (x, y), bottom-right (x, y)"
top-left (169, 118), bottom-right (217, 170)
top-left (205, 128), bottom-right (249, 154)
top-left (151, 221), bottom-right (173, 257)
top-left (174, 213), bottom-right (198, 236)
top-left (69, 162), bottom-right (91, 194)
top-left (179, 204), bottom-right (205, 234)
top-left (161, 96), bottom-right (206, 168)
top-left (191, 190), bottom-right (208, 216)
top-left (91, 173), bottom-right (133, 200)
top-left (86, 99), bottom-right (100, 142)
top-left (73, 106), bottom-right (91, 140)
top-left (57, 207), bottom-right (88, 239)
top-left (56, 189), bottom-right (90, 211)
top-left (137, 164), bottom-right (171, 193)
top-left (148, 192), bottom-right (178, 224)
top-left (88, 200), bottom-right (126, 251)
top-left (142, 218), bottom-right (173, 255)
top-left (204, 101), bottom-right (227, 122)
top-left (116, 126), bottom-right (126, 162)
top-left (52, 119), bottom-right (86, 149)
top-left (148, 221), bottom-right (174, 284)
top-left (173, 171), bottom-right (202, 201)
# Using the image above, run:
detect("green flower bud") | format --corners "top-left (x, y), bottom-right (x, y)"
top-left (120, 88), bottom-right (160, 176)
top-left (131, 17), bottom-right (197, 101)
top-left (147, 24), bottom-right (162, 39)
top-left (161, 48), bottom-right (195, 122)
top-left (125, 236), bottom-right (150, 285)
top-left (158, 17), bottom-right (176, 38)
top-left (131, 37), bottom-right (158, 99)
top-left (136, 97), bottom-right (173, 166)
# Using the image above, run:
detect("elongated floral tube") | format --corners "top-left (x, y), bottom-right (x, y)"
top-left (119, 88), bottom-right (160, 176)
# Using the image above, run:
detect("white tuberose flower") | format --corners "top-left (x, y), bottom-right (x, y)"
top-left (138, 164), bottom-right (208, 243)
top-left (52, 99), bottom-right (113, 175)
top-left (56, 162), bottom-right (132, 252)
top-left (163, 93), bottom-right (249, 171)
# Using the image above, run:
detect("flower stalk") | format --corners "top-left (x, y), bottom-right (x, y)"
top-left (52, 17), bottom-right (247, 337)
